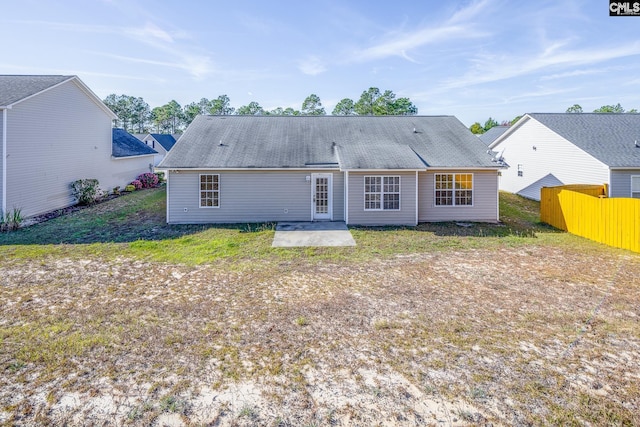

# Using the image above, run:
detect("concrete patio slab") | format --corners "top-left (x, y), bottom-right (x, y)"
top-left (272, 222), bottom-right (356, 247)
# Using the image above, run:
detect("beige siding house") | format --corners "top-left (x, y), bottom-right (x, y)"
top-left (490, 113), bottom-right (640, 201)
top-left (0, 75), bottom-right (156, 218)
top-left (158, 115), bottom-right (502, 226)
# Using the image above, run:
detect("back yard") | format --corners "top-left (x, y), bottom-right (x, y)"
top-left (1, 188), bottom-right (639, 426)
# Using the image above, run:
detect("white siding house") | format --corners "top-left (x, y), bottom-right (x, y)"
top-left (0, 75), bottom-right (156, 218)
top-left (136, 133), bottom-right (179, 166)
top-left (158, 116), bottom-right (502, 225)
top-left (490, 113), bottom-right (640, 201)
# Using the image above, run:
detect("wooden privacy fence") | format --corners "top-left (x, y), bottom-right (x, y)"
top-left (540, 184), bottom-right (640, 253)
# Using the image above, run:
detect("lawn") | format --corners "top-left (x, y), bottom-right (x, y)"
top-left (1, 187), bottom-right (639, 426)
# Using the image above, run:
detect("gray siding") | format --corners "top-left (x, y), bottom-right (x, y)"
top-left (0, 110), bottom-right (4, 212)
top-left (610, 169), bottom-right (640, 197)
top-left (347, 171), bottom-right (417, 226)
top-left (6, 80), bottom-right (118, 217)
top-left (332, 172), bottom-right (345, 221)
top-left (419, 170), bottom-right (499, 223)
top-left (167, 170), bottom-right (343, 224)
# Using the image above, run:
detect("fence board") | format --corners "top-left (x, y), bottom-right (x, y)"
top-left (540, 184), bottom-right (640, 253)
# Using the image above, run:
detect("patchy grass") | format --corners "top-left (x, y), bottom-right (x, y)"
top-left (0, 188), bottom-right (639, 425)
top-left (0, 187), bottom-right (610, 267)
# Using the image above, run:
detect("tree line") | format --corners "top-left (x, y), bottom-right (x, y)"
top-left (103, 87), bottom-right (417, 134)
top-left (469, 103), bottom-right (638, 135)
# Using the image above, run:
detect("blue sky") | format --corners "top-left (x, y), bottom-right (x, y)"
top-left (2, 0), bottom-right (639, 126)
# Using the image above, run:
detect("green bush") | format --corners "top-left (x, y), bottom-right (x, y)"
top-left (70, 179), bottom-right (102, 205)
top-left (125, 184), bottom-right (136, 192)
top-left (0, 207), bottom-right (23, 232)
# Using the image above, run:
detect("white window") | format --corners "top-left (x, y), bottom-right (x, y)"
top-left (435, 173), bottom-right (473, 206)
top-left (200, 174), bottom-right (220, 208)
top-left (632, 176), bottom-right (640, 199)
top-left (364, 176), bottom-right (400, 210)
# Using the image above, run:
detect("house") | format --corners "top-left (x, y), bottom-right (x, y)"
top-left (489, 113), bottom-right (640, 200)
top-left (135, 133), bottom-right (180, 166)
top-left (111, 128), bottom-right (157, 184)
top-left (157, 115), bottom-right (503, 225)
top-left (0, 75), bottom-right (156, 218)
top-left (478, 125), bottom-right (510, 145)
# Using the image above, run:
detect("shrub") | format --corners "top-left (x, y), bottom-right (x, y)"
top-left (137, 172), bottom-right (159, 188)
top-left (112, 186), bottom-right (121, 195)
top-left (154, 171), bottom-right (165, 183)
top-left (124, 184), bottom-right (136, 192)
top-left (0, 207), bottom-right (23, 232)
top-left (70, 179), bottom-right (102, 205)
top-left (130, 180), bottom-right (143, 190)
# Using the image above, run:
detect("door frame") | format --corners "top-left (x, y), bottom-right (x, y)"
top-left (311, 173), bottom-right (333, 220)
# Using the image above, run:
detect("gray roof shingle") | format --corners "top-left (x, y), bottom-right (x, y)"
top-left (0, 75), bottom-right (74, 106)
top-left (149, 133), bottom-right (178, 151)
top-left (528, 113), bottom-right (640, 168)
top-left (159, 115), bottom-right (497, 170)
top-left (112, 128), bottom-right (157, 158)
top-left (478, 125), bottom-right (510, 145)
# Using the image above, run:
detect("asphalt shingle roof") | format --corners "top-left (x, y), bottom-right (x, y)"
top-left (149, 134), bottom-right (178, 151)
top-left (529, 113), bottom-right (640, 168)
top-left (478, 126), bottom-right (510, 145)
top-left (112, 128), bottom-right (157, 158)
top-left (0, 75), bottom-right (74, 106)
top-left (159, 115), bottom-right (497, 170)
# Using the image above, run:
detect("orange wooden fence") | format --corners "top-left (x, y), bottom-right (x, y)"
top-left (540, 184), bottom-right (640, 253)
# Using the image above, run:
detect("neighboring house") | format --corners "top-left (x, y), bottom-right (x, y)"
top-left (135, 133), bottom-right (179, 166)
top-left (157, 115), bottom-right (503, 226)
top-left (0, 75), bottom-right (155, 218)
top-left (489, 113), bottom-right (640, 200)
top-left (111, 128), bottom-right (157, 185)
top-left (478, 125), bottom-right (510, 145)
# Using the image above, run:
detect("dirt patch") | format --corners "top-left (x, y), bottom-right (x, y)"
top-left (1, 246), bottom-right (639, 426)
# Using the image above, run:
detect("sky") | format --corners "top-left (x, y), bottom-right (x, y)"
top-left (2, 0), bottom-right (639, 126)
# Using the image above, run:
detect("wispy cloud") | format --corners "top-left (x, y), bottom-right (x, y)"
top-left (540, 67), bottom-right (621, 81)
top-left (10, 19), bottom-right (213, 80)
top-left (351, 0), bottom-right (492, 62)
top-left (126, 22), bottom-right (177, 44)
top-left (298, 56), bottom-right (327, 76)
top-left (442, 41), bottom-right (640, 90)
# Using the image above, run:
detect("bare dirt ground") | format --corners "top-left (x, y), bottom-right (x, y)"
top-left (1, 245), bottom-right (639, 426)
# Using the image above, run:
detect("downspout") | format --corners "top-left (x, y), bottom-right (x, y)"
top-left (415, 170), bottom-right (419, 226)
top-left (165, 171), bottom-right (170, 223)
top-left (2, 108), bottom-right (7, 215)
top-left (345, 170), bottom-right (349, 225)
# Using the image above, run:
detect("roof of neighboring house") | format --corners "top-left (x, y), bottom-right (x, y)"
top-left (149, 133), bottom-right (179, 151)
top-left (0, 74), bottom-right (117, 119)
top-left (0, 75), bottom-right (72, 106)
top-left (478, 126), bottom-right (510, 145)
top-left (159, 115), bottom-right (498, 170)
top-left (112, 128), bottom-right (157, 158)
top-left (493, 113), bottom-right (640, 168)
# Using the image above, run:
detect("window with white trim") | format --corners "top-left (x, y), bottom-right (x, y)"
top-left (632, 176), bottom-right (640, 199)
top-left (200, 174), bottom-right (220, 207)
top-left (435, 173), bottom-right (473, 206)
top-left (364, 176), bottom-right (400, 210)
